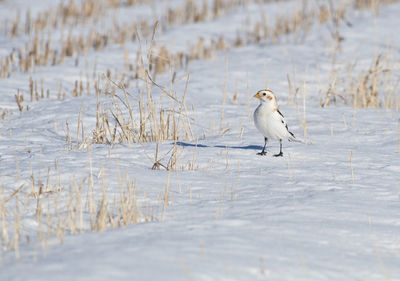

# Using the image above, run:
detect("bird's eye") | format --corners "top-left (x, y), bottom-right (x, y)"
top-left (263, 93), bottom-right (266, 96)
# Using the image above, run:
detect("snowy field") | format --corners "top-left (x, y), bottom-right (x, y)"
top-left (0, 0), bottom-right (400, 280)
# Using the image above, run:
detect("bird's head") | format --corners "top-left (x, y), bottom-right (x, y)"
top-left (253, 89), bottom-right (278, 108)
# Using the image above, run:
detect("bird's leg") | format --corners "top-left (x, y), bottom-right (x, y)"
top-left (257, 137), bottom-right (268, 155)
top-left (274, 139), bottom-right (283, 157)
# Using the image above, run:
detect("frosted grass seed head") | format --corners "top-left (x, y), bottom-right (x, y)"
top-left (253, 89), bottom-right (299, 157)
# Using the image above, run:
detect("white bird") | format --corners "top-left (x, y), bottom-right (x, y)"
top-left (253, 89), bottom-right (298, 157)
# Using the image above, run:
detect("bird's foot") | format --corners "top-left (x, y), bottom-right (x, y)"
top-left (273, 152), bottom-right (283, 157)
top-left (257, 151), bottom-right (267, 156)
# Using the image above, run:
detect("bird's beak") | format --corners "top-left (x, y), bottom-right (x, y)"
top-left (253, 93), bottom-right (260, 98)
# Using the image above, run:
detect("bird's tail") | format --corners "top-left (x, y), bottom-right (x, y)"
top-left (288, 131), bottom-right (304, 143)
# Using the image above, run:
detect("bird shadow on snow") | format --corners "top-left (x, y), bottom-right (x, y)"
top-left (176, 142), bottom-right (263, 151)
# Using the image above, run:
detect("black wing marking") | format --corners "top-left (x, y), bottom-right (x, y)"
top-left (285, 123), bottom-right (295, 138)
top-left (277, 109), bottom-right (287, 127)
top-left (278, 109), bottom-right (296, 139)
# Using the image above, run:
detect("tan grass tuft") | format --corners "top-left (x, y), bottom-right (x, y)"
top-left (321, 54), bottom-right (399, 110)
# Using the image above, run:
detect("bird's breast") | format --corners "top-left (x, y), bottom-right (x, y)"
top-left (253, 107), bottom-right (288, 140)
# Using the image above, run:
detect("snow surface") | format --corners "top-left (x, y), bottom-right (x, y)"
top-left (1, 0), bottom-right (400, 280)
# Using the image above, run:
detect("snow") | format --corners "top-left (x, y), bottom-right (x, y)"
top-left (1, 0), bottom-right (400, 280)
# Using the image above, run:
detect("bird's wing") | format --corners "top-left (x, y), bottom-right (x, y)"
top-left (277, 109), bottom-right (289, 130)
top-left (277, 109), bottom-right (296, 140)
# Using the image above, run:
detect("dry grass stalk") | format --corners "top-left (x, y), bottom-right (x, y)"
top-left (287, 73), bottom-right (300, 106)
top-left (219, 57), bottom-right (229, 134)
top-left (320, 71), bottom-right (345, 107)
top-left (0, 2), bottom-right (309, 82)
top-left (78, 24), bottom-right (195, 146)
top-left (151, 139), bottom-right (198, 171)
top-left (91, 45), bottom-right (193, 145)
top-left (161, 171), bottom-right (171, 221)
top-left (13, 77), bottom-right (58, 116)
top-left (244, 6), bottom-right (315, 45)
top-left (14, 91), bottom-right (24, 114)
top-left (4, 184), bottom-right (25, 204)
top-left (0, 0), bottom-right (396, 80)
top-left (0, 166), bottom-right (162, 254)
top-left (0, 0), bottom-right (255, 78)
top-left (354, 0), bottom-right (400, 14)
top-left (321, 54), bottom-right (399, 110)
